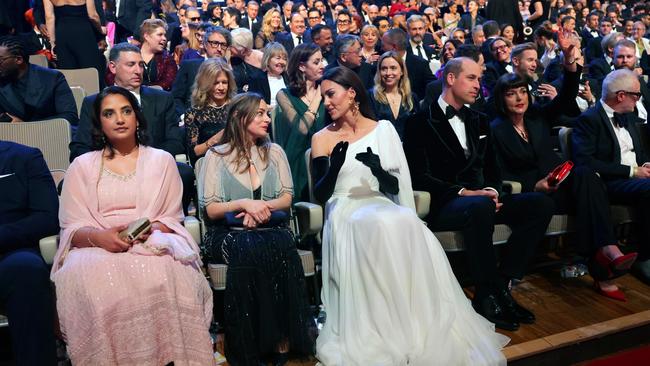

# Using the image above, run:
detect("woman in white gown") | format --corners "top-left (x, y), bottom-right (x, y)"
top-left (310, 66), bottom-right (509, 366)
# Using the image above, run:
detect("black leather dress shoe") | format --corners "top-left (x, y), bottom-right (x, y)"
top-left (497, 289), bottom-right (535, 324)
top-left (472, 294), bottom-right (520, 331)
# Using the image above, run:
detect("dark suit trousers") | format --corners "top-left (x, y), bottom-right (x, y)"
top-left (551, 166), bottom-right (618, 257)
top-left (429, 193), bottom-right (554, 294)
top-left (0, 249), bottom-right (57, 365)
top-left (605, 178), bottom-right (650, 260)
top-left (176, 162), bottom-right (194, 215)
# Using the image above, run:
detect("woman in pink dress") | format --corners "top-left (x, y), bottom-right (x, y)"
top-left (52, 86), bottom-right (215, 365)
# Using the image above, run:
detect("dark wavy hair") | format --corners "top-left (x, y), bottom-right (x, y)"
top-left (493, 73), bottom-right (532, 118)
top-left (91, 86), bottom-right (150, 158)
top-left (319, 66), bottom-right (376, 123)
top-left (287, 42), bottom-right (322, 97)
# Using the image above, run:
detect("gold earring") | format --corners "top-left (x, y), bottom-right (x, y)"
top-left (350, 99), bottom-right (359, 116)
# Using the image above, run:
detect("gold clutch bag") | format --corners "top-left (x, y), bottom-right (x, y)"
top-left (118, 218), bottom-right (152, 243)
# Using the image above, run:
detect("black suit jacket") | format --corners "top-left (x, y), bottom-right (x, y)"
top-left (248, 69), bottom-right (289, 104)
top-left (405, 41), bottom-right (436, 62)
top-left (457, 13), bottom-right (486, 32)
top-left (580, 27), bottom-right (600, 49)
top-left (117, 0), bottom-right (152, 35)
top-left (325, 60), bottom-right (375, 90)
top-left (231, 57), bottom-right (263, 93)
top-left (585, 36), bottom-right (604, 63)
top-left (0, 64), bottom-right (78, 125)
top-left (239, 16), bottom-right (262, 38)
top-left (405, 54), bottom-right (435, 102)
top-left (0, 141), bottom-right (59, 255)
top-left (403, 101), bottom-right (502, 215)
top-left (69, 86), bottom-right (183, 161)
top-left (482, 60), bottom-right (509, 96)
top-left (572, 101), bottom-right (649, 180)
top-left (276, 31), bottom-right (312, 55)
top-left (171, 58), bottom-right (204, 116)
top-left (422, 78), bottom-right (487, 113)
top-left (368, 90), bottom-right (418, 139)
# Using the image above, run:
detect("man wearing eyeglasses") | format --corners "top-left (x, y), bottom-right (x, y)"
top-left (172, 26), bottom-right (231, 116)
top-left (482, 37), bottom-right (513, 97)
top-left (326, 34), bottom-right (374, 89)
top-left (336, 9), bottom-right (352, 36)
top-left (573, 68), bottom-right (650, 286)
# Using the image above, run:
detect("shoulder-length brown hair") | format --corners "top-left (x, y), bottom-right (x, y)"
top-left (217, 93), bottom-right (271, 172)
top-left (287, 42), bottom-right (321, 97)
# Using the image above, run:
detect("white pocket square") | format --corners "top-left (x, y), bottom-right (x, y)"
top-left (0, 173), bottom-right (15, 179)
top-left (479, 135), bottom-right (487, 140)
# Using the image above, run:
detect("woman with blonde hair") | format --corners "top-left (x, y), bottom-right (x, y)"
top-left (359, 24), bottom-right (381, 66)
top-left (199, 93), bottom-right (313, 366)
top-left (369, 51), bottom-right (418, 139)
top-left (180, 21), bottom-right (209, 62)
top-left (184, 58), bottom-right (237, 165)
top-left (249, 42), bottom-right (289, 107)
top-left (255, 8), bottom-right (284, 49)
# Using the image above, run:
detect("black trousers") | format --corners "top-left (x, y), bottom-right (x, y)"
top-left (551, 166), bottom-right (618, 257)
top-left (0, 249), bottom-right (57, 365)
top-left (428, 192), bottom-right (554, 295)
top-left (605, 177), bottom-right (650, 260)
top-left (176, 162), bottom-right (195, 216)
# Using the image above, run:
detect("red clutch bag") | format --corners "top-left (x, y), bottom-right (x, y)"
top-left (547, 161), bottom-right (574, 187)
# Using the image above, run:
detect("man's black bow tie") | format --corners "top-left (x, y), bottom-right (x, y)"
top-left (445, 105), bottom-right (469, 121)
top-left (613, 112), bottom-right (628, 128)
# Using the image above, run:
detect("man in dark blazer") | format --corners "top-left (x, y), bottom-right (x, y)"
top-left (482, 37), bottom-right (513, 97)
top-left (457, 1), bottom-right (486, 33)
top-left (0, 141), bottom-right (59, 365)
top-left (326, 34), bottom-right (375, 90)
top-left (276, 13), bottom-right (311, 55)
top-left (381, 28), bottom-right (435, 102)
top-left (406, 14), bottom-right (436, 62)
top-left (572, 69), bottom-right (650, 284)
top-left (172, 26), bottom-right (232, 115)
top-left (403, 57), bottom-right (554, 331)
top-left (0, 36), bottom-right (78, 125)
top-left (69, 43), bottom-right (193, 212)
top-left (239, 0), bottom-right (262, 38)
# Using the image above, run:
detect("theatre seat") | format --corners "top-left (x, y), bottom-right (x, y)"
top-left (193, 157), bottom-right (322, 291)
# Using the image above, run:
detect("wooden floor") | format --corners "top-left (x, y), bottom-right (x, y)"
top-left (214, 269), bottom-right (650, 365)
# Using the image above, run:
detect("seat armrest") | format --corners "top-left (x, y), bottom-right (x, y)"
top-left (413, 191), bottom-right (430, 219)
top-left (175, 154), bottom-right (188, 164)
top-left (502, 180), bottom-right (522, 194)
top-left (184, 216), bottom-right (202, 245)
top-left (293, 202), bottom-right (323, 237)
top-left (39, 235), bottom-right (59, 265)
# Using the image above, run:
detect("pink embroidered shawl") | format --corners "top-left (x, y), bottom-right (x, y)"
top-left (52, 146), bottom-right (201, 274)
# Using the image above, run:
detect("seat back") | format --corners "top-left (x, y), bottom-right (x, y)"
top-left (0, 119), bottom-right (71, 170)
top-left (304, 148), bottom-right (315, 203)
top-left (70, 86), bottom-right (86, 118)
top-left (29, 54), bottom-right (48, 68)
top-left (59, 68), bottom-right (100, 95)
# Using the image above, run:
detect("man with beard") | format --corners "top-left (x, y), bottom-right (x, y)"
top-left (406, 14), bottom-right (435, 62)
top-left (0, 36), bottom-right (77, 125)
top-left (311, 24), bottom-right (336, 66)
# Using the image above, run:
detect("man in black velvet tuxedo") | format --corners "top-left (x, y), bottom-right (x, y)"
top-left (0, 141), bottom-right (59, 365)
top-left (0, 36), bottom-right (78, 125)
top-left (572, 69), bottom-right (650, 284)
top-left (403, 57), bottom-right (554, 331)
top-left (70, 43), bottom-right (194, 213)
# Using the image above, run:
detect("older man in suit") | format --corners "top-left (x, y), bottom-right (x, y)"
top-left (572, 69), bottom-right (650, 284)
top-left (325, 34), bottom-right (375, 89)
top-left (276, 12), bottom-right (311, 55)
top-left (403, 57), bottom-right (554, 331)
top-left (0, 36), bottom-right (78, 125)
top-left (69, 42), bottom-right (193, 213)
top-left (171, 26), bottom-right (231, 116)
top-left (0, 141), bottom-right (59, 365)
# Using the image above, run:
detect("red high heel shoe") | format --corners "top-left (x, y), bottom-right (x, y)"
top-left (594, 281), bottom-right (627, 302)
top-left (590, 251), bottom-right (638, 280)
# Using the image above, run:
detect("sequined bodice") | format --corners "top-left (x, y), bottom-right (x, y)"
top-left (97, 168), bottom-right (138, 227)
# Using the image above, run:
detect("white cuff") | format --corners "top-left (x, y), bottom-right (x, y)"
top-left (483, 187), bottom-right (499, 197)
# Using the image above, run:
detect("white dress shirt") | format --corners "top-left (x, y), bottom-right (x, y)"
top-left (409, 40), bottom-right (428, 61)
top-left (267, 74), bottom-right (286, 108)
top-left (438, 95), bottom-right (468, 158)
top-left (291, 32), bottom-right (304, 47)
top-left (601, 101), bottom-right (637, 176)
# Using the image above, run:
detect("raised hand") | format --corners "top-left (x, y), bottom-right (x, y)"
top-left (355, 147), bottom-right (382, 172)
top-left (330, 141), bottom-right (349, 172)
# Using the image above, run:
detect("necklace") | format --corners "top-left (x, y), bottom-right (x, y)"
top-left (513, 124), bottom-right (529, 141)
top-left (113, 145), bottom-right (139, 157)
